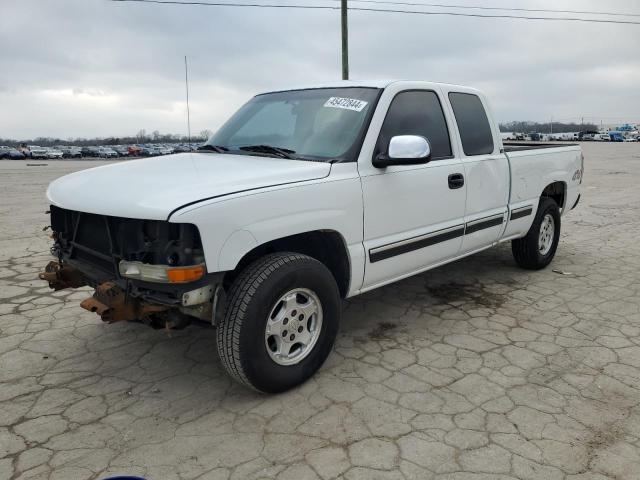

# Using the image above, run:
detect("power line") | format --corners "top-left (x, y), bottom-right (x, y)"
top-left (342, 0), bottom-right (640, 18)
top-left (351, 6), bottom-right (640, 25)
top-left (109, 0), bottom-right (640, 25)
top-left (109, 0), bottom-right (336, 11)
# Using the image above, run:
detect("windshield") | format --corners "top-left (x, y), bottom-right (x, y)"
top-left (205, 87), bottom-right (380, 162)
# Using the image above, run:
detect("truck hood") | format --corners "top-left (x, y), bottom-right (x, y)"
top-left (47, 152), bottom-right (331, 220)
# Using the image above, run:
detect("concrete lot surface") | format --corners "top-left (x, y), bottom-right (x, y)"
top-left (1, 143), bottom-right (639, 480)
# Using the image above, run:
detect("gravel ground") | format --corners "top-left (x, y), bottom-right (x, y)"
top-left (1, 142), bottom-right (639, 480)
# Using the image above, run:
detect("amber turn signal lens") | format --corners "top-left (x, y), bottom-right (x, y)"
top-left (167, 265), bottom-right (205, 283)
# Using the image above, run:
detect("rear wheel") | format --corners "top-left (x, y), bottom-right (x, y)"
top-left (511, 197), bottom-right (561, 270)
top-left (216, 253), bottom-right (340, 393)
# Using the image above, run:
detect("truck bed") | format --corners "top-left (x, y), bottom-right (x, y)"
top-left (502, 141), bottom-right (581, 225)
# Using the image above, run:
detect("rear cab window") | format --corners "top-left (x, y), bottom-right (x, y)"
top-left (448, 92), bottom-right (494, 156)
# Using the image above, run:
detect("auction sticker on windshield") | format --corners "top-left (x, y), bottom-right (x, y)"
top-left (324, 97), bottom-right (368, 112)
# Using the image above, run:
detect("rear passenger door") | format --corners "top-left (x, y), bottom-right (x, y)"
top-left (446, 90), bottom-right (510, 254)
top-left (359, 88), bottom-right (467, 289)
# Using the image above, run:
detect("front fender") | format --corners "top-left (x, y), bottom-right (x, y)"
top-left (218, 230), bottom-right (258, 271)
top-left (169, 163), bottom-right (364, 277)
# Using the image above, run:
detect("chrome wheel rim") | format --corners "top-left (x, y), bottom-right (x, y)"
top-left (264, 288), bottom-right (323, 366)
top-left (538, 214), bottom-right (555, 255)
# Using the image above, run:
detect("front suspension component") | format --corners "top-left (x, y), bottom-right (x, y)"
top-left (80, 281), bottom-right (168, 323)
top-left (38, 261), bottom-right (86, 291)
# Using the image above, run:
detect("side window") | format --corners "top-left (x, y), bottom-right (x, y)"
top-left (377, 90), bottom-right (452, 160)
top-left (448, 92), bottom-right (494, 156)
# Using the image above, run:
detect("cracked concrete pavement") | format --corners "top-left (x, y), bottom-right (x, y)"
top-left (1, 142), bottom-right (639, 479)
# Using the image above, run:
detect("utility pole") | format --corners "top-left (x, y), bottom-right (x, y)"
top-left (341, 0), bottom-right (349, 80)
top-left (550, 117), bottom-right (553, 134)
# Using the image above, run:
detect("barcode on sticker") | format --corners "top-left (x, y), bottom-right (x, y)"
top-left (324, 97), bottom-right (368, 112)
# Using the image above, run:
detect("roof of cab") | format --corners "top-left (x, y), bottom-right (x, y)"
top-left (260, 79), bottom-right (476, 95)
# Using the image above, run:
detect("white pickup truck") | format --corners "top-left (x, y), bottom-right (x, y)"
top-left (41, 80), bottom-right (583, 392)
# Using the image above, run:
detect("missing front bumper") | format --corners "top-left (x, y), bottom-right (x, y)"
top-left (38, 261), bottom-right (221, 328)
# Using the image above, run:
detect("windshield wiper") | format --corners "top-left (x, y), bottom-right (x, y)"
top-left (239, 145), bottom-right (297, 159)
top-left (197, 144), bottom-right (228, 153)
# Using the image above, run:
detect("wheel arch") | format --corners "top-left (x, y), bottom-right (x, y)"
top-left (223, 230), bottom-right (352, 298)
top-left (541, 181), bottom-right (567, 210)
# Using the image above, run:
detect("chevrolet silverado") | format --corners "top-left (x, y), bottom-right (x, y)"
top-left (40, 80), bottom-right (583, 392)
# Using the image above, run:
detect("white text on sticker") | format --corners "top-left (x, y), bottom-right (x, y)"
top-left (324, 97), bottom-right (368, 112)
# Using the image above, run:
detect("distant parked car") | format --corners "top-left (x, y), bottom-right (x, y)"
top-left (557, 132), bottom-right (578, 141)
top-left (145, 146), bottom-right (162, 156)
top-left (137, 147), bottom-right (154, 156)
top-left (127, 145), bottom-right (142, 156)
top-left (0, 148), bottom-right (26, 160)
top-left (60, 146), bottom-right (82, 158)
top-left (29, 146), bottom-right (49, 158)
top-left (85, 147), bottom-right (97, 157)
top-left (114, 146), bottom-right (130, 157)
top-left (609, 132), bottom-right (625, 142)
top-left (45, 148), bottom-right (64, 159)
top-left (623, 136), bottom-right (638, 142)
top-left (98, 147), bottom-right (118, 158)
top-left (501, 132), bottom-right (516, 141)
top-left (594, 134), bottom-right (610, 142)
top-left (7, 149), bottom-right (26, 160)
top-left (579, 131), bottom-right (598, 141)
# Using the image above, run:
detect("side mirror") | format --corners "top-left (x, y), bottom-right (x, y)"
top-left (373, 135), bottom-right (431, 168)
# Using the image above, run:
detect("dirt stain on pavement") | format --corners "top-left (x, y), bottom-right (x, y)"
top-left (426, 281), bottom-right (506, 309)
top-left (368, 322), bottom-right (398, 339)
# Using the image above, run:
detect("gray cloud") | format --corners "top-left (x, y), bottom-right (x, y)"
top-left (1, 0), bottom-right (639, 138)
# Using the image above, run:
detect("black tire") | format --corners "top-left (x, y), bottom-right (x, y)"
top-left (511, 197), bottom-right (561, 270)
top-left (216, 252), bottom-right (341, 393)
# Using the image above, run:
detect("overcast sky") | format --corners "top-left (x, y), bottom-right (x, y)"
top-left (1, 0), bottom-right (639, 139)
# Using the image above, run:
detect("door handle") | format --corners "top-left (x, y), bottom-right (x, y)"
top-left (448, 173), bottom-right (465, 189)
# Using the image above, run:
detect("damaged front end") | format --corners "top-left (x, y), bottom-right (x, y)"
top-left (39, 206), bottom-right (221, 329)
top-left (79, 281), bottom-right (169, 324)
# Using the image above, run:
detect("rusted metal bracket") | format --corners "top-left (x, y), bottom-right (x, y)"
top-left (80, 281), bottom-right (168, 323)
top-left (38, 261), bottom-right (86, 291)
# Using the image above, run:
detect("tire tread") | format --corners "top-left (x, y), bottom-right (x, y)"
top-left (216, 252), bottom-right (313, 390)
top-left (512, 197), bottom-right (560, 270)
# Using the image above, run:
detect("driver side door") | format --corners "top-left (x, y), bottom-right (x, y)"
top-left (360, 89), bottom-right (467, 290)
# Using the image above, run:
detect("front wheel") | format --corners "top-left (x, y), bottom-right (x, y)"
top-left (511, 197), bottom-right (561, 270)
top-left (216, 253), bottom-right (341, 393)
